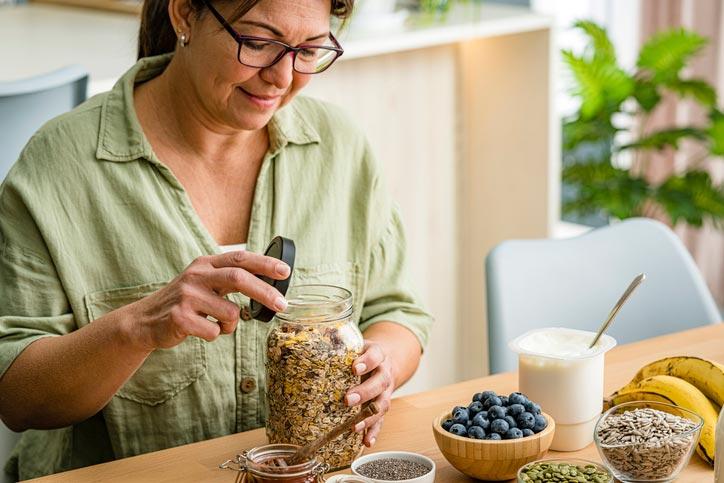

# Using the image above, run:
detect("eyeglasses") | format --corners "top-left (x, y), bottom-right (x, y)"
top-left (200, 0), bottom-right (344, 74)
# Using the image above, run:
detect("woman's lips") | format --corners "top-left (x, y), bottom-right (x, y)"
top-left (238, 87), bottom-right (281, 109)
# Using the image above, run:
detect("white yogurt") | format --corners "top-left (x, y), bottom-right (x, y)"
top-left (510, 328), bottom-right (617, 451)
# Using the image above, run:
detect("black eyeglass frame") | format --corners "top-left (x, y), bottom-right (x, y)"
top-left (200, 0), bottom-right (345, 74)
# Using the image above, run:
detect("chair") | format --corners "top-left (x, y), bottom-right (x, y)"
top-left (0, 65), bottom-right (88, 182)
top-left (486, 218), bottom-right (720, 374)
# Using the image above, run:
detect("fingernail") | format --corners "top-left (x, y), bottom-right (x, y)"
top-left (346, 393), bottom-right (360, 406)
top-left (354, 363), bottom-right (367, 375)
top-left (354, 421), bottom-right (365, 432)
top-left (275, 296), bottom-right (287, 312)
top-left (370, 437), bottom-right (376, 446)
top-left (276, 263), bottom-right (290, 277)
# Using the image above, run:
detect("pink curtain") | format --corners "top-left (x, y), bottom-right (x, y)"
top-left (640, 0), bottom-right (724, 308)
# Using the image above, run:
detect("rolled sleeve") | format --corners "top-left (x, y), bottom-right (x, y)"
top-left (0, 178), bottom-right (75, 378)
top-left (358, 204), bottom-right (433, 349)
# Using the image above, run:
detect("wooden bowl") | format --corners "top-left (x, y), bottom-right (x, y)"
top-left (432, 410), bottom-right (555, 481)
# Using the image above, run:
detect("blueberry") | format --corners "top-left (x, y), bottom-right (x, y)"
top-left (524, 400), bottom-right (542, 414)
top-left (504, 415), bottom-right (517, 428)
top-left (452, 405), bottom-right (466, 414)
top-left (481, 390), bottom-right (497, 401)
top-left (505, 428), bottom-right (524, 440)
top-left (452, 408), bottom-right (469, 425)
top-left (466, 420), bottom-right (473, 428)
top-left (449, 423), bottom-right (467, 436)
top-left (479, 410), bottom-right (488, 420)
top-left (488, 405), bottom-right (506, 420)
top-left (467, 425), bottom-right (486, 439)
top-left (517, 412), bottom-right (535, 430)
top-left (472, 392), bottom-right (485, 403)
top-left (467, 401), bottom-right (484, 417)
top-left (487, 432), bottom-right (502, 440)
top-left (508, 403), bottom-right (525, 417)
top-left (483, 396), bottom-right (502, 410)
top-left (509, 392), bottom-right (528, 406)
top-left (522, 428), bottom-right (535, 437)
top-left (472, 413), bottom-right (490, 430)
top-left (442, 418), bottom-right (455, 431)
top-left (490, 418), bottom-right (510, 435)
top-left (533, 414), bottom-right (547, 432)
top-left (499, 396), bottom-right (509, 406)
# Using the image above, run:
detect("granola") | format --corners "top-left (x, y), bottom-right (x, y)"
top-left (266, 319), bottom-right (364, 470)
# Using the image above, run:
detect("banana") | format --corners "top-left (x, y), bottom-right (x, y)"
top-left (622, 356), bottom-right (724, 407)
top-left (609, 374), bottom-right (718, 465)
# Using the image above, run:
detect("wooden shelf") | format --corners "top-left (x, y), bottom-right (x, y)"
top-left (31, 0), bottom-right (140, 15)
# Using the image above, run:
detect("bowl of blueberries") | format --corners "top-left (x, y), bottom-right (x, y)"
top-left (432, 390), bottom-right (555, 481)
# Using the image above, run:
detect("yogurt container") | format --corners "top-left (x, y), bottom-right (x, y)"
top-left (509, 328), bottom-right (616, 451)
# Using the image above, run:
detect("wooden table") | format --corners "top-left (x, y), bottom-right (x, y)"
top-left (28, 324), bottom-right (723, 482)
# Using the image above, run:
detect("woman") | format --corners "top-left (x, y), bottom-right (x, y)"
top-left (0, 0), bottom-right (432, 479)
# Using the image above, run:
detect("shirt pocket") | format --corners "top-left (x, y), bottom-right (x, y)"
top-left (291, 262), bottom-right (363, 323)
top-left (83, 282), bottom-right (207, 406)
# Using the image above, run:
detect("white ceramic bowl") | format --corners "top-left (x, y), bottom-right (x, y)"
top-left (340, 451), bottom-right (436, 483)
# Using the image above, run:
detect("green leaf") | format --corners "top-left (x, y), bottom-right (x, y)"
top-left (563, 117), bottom-right (618, 150)
top-left (632, 78), bottom-right (661, 112)
top-left (637, 28), bottom-right (708, 83)
top-left (709, 110), bottom-right (724, 156)
top-left (573, 20), bottom-right (616, 64)
top-left (563, 50), bottom-right (634, 120)
top-left (618, 127), bottom-right (708, 151)
top-left (667, 78), bottom-right (717, 106)
top-left (563, 161), bottom-right (650, 220)
top-left (654, 170), bottom-right (724, 226)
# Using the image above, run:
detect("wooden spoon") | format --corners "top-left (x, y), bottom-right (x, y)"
top-left (279, 402), bottom-right (381, 467)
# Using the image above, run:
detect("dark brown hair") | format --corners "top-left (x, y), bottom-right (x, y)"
top-left (138, 0), bottom-right (354, 59)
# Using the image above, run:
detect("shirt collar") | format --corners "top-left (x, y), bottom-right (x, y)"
top-left (96, 54), bottom-right (320, 163)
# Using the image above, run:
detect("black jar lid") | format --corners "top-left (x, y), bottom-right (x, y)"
top-left (249, 236), bottom-right (296, 322)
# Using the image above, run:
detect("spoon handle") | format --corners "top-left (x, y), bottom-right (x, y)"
top-left (285, 402), bottom-right (380, 466)
top-left (589, 273), bottom-right (646, 349)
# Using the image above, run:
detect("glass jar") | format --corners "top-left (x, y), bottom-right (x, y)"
top-left (219, 444), bottom-right (328, 483)
top-left (265, 284), bottom-right (364, 471)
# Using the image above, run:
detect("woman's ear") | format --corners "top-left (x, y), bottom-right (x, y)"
top-left (168, 0), bottom-right (196, 40)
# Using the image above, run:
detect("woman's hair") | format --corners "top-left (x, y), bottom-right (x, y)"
top-left (138, 0), bottom-right (355, 59)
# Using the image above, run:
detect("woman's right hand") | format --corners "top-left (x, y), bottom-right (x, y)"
top-left (124, 251), bottom-right (290, 351)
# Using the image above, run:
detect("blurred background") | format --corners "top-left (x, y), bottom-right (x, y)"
top-left (1, 0), bottom-right (722, 396)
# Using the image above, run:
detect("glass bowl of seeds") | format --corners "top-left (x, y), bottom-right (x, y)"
top-left (593, 401), bottom-right (703, 482)
top-left (517, 458), bottom-right (613, 483)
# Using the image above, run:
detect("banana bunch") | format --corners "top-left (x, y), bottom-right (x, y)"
top-left (607, 356), bottom-right (724, 466)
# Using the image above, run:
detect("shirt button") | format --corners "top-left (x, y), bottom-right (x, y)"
top-left (240, 305), bottom-right (252, 321)
top-left (240, 377), bottom-right (256, 394)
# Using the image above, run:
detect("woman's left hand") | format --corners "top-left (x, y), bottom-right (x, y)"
top-left (345, 340), bottom-right (395, 447)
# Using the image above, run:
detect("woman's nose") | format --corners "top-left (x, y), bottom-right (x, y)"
top-left (260, 52), bottom-right (295, 89)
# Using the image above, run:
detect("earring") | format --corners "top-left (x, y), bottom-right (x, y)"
top-left (178, 32), bottom-right (189, 47)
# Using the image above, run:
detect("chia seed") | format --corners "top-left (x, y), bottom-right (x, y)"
top-left (356, 458), bottom-right (431, 481)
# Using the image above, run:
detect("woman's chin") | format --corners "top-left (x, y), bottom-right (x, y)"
top-left (228, 111), bottom-right (275, 132)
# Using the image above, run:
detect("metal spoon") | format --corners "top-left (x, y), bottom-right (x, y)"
top-left (589, 273), bottom-right (646, 348)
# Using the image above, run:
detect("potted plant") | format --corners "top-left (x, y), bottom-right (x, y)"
top-left (562, 20), bottom-right (724, 229)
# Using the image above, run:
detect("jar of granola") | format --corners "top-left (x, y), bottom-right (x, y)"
top-left (265, 284), bottom-right (364, 471)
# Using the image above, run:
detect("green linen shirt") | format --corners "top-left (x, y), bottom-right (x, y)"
top-left (0, 54), bottom-right (433, 480)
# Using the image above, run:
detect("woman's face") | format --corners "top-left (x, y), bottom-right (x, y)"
top-left (184, 0), bottom-right (332, 132)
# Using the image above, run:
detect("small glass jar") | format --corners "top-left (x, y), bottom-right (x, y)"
top-left (219, 444), bottom-right (328, 483)
top-left (265, 284), bottom-right (364, 471)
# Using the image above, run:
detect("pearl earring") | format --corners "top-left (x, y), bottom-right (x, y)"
top-left (178, 32), bottom-right (189, 47)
